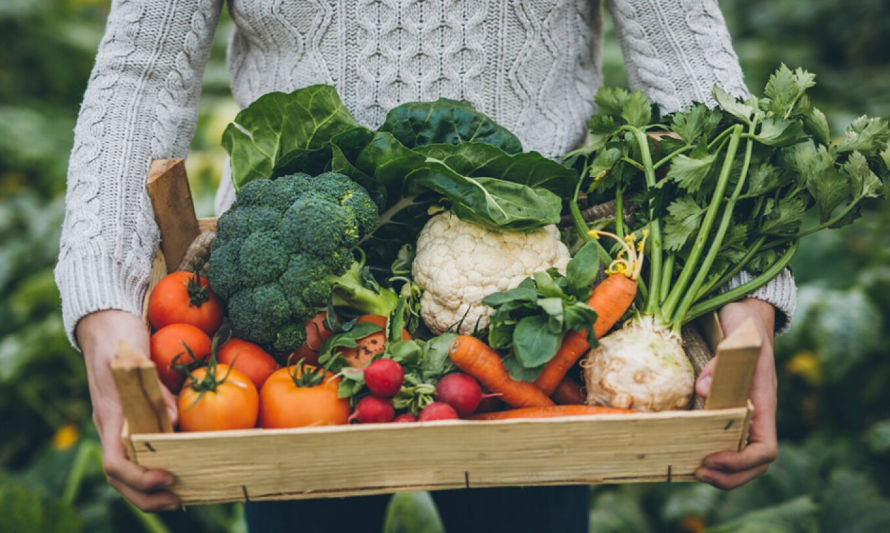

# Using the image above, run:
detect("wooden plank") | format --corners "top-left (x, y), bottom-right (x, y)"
top-left (130, 407), bottom-right (749, 504)
top-left (147, 159), bottom-right (200, 272)
top-left (705, 319), bottom-right (762, 410)
top-left (111, 342), bottom-right (173, 435)
top-left (140, 250), bottom-right (167, 322)
top-left (198, 218), bottom-right (217, 233)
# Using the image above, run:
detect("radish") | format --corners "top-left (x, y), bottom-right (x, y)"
top-left (363, 358), bottom-right (404, 397)
top-left (418, 402), bottom-right (459, 421)
top-left (435, 372), bottom-right (482, 417)
top-left (348, 396), bottom-right (395, 423)
top-left (393, 413), bottom-right (417, 423)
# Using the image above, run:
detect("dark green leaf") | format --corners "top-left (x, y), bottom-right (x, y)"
top-left (844, 151), bottom-right (883, 200)
top-left (663, 197), bottom-right (704, 251)
top-left (563, 303), bottom-right (597, 336)
top-left (414, 143), bottom-right (578, 196)
top-left (221, 85), bottom-right (359, 188)
top-left (670, 104), bottom-right (708, 143)
top-left (803, 107), bottom-right (830, 146)
top-left (538, 297), bottom-right (565, 319)
top-left (757, 117), bottom-right (806, 146)
top-left (379, 98), bottom-right (522, 152)
top-left (481, 285), bottom-right (538, 308)
top-left (513, 315), bottom-right (562, 368)
top-left (502, 353), bottom-right (546, 382)
top-left (764, 64), bottom-right (816, 117)
top-left (420, 334), bottom-right (458, 381)
top-left (837, 116), bottom-right (890, 154)
top-left (867, 419), bottom-right (890, 454)
top-left (745, 163), bottom-right (785, 197)
top-left (713, 85), bottom-right (754, 123)
top-left (532, 271), bottom-right (563, 298)
top-left (666, 152), bottom-right (718, 193)
top-left (566, 241), bottom-right (601, 290)
top-left (594, 87), bottom-right (651, 127)
top-left (760, 197), bottom-right (806, 235)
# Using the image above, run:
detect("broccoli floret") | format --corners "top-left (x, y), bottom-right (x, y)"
top-left (208, 171), bottom-right (398, 357)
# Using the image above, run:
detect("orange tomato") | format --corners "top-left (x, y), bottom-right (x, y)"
top-left (178, 364), bottom-right (259, 431)
top-left (291, 312), bottom-right (336, 366)
top-left (150, 323), bottom-right (212, 393)
top-left (148, 271), bottom-right (223, 335)
top-left (259, 365), bottom-right (349, 428)
top-left (218, 338), bottom-right (278, 390)
top-left (338, 314), bottom-right (412, 368)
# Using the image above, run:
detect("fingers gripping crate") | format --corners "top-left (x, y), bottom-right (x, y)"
top-left (111, 159), bottom-right (761, 505)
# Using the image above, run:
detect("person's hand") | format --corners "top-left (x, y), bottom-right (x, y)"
top-left (77, 310), bottom-right (180, 511)
top-left (694, 298), bottom-right (778, 490)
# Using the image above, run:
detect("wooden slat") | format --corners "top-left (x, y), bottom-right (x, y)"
top-left (705, 319), bottom-right (762, 410)
top-left (111, 342), bottom-right (173, 435)
top-left (130, 407), bottom-right (749, 504)
top-left (147, 159), bottom-right (200, 272)
top-left (140, 250), bottom-right (168, 322)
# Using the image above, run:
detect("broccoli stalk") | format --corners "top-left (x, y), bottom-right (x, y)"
top-left (330, 257), bottom-right (400, 318)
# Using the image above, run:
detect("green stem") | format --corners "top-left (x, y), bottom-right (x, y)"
top-left (684, 241), bottom-right (799, 323)
top-left (615, 185), bottom-right (625, 238)
top-left (699, 235), bottom-right (767, 298)
top-left (653, 144), bottom-right (693, 171)
top-left (659, 253), bottom-right (674, 305)
top-left (662, 125), bottom-right (744, 322)
top-left (671, 124), bottom-right (755, 330)
top-left (569, 171), bottom-right (594, 244)
top-left (794, 198), bottom-right (866, 238)
top-left (622, 126), bottom-right (663, 316)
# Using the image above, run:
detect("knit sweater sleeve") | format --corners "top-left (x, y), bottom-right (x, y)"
top-left (54, 0), bottom-right (223, 348)
top-left (607, 0), bottom-right (796, 331)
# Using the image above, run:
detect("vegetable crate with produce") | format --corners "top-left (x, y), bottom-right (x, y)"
top-left (111, 68), bottom-right (887, 505)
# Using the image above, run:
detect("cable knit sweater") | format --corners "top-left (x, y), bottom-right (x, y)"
top-left (55, 0), bottom-right (796, 347)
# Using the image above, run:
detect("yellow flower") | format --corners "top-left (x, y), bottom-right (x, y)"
top-left (52, 424), bottom-right (80, 451)
top-left (785, 350), bottom-right (822, 386)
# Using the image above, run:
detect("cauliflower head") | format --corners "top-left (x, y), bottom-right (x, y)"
top-left (412, 211), bottom-right (571, 334)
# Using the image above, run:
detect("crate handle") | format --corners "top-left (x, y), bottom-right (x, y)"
top-left (147, 159), bottom-right (200, 274)
top-left (111, 341), bottom-right (173, 434)
top-left (704, 318), bottom-right (762, 410)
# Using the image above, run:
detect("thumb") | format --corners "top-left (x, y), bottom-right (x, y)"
top-left (160, 383), bottom-right (179, 426)
top-left (696, 357), bottom-right (717, 398)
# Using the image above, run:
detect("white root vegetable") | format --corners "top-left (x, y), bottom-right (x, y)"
top-left (583, 316), bottom-right (694, 411)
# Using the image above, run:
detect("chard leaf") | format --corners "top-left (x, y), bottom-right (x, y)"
top-left (843, 151), bottom-right (883, 200)
top-left (757, 117), bottom-right (806, 146)
top-left (513, 315), bottom-right (562, 368)
top-left (663, 197), bottom-right (705, 251)
top-left (760, 197), bottom-right (806, 235)
top-left (222, 85), bottom-right (359, 188)
top-left (764, 64), bottom-right (817, 117)
top-left (803, 106), bottom-right (831, 145)
top-left (837, 115), bottom-right (890, 154)
top-left (379, 98), bottom-right (522, 152)
top-left (666, 152), bottom-right (718, 193)
top-left (713, 85), bottom-right (754, 123)
top-left (670, 104), bottom-right (708, 143)
top-left (414, 143), bottom-right (578, 196)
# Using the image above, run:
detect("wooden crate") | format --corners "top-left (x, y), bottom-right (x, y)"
top-left (111, 159), bottom-right (761, 506)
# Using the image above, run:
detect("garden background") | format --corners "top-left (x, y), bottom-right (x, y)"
top-left (1, 1), bottom-right (888, 531)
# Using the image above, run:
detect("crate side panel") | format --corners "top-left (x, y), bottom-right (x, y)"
top-left (132, 409), bottom-right (747, 504)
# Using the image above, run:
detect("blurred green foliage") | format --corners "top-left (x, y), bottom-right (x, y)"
top-left (0, 0), bottom-right (888, 531)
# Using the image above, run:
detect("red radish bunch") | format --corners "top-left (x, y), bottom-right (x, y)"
top-left (435, 372), bottom-right (483, 417)
top-left (363, 358), bottom-right (404, 397)
top-left (393, 413), bottom-right (417, 423)
top-left (348, 396), bottom-right (395, 423)
top-left (418, 402), bottom-right (459, 421)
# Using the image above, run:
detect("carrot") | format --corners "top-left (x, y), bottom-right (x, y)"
top-left (469, 405), bottom-right (634, 421)
top-left (551, 375), bottom-right (586, 405)
top-left (534, 273), bottom-right (637, 395)
top-left (448, 335), bottom-right (554, 408)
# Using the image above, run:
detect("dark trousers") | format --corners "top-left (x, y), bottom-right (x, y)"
top-left (245, 485), bottom-right (590, 532)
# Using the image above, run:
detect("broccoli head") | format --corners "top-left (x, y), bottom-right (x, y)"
top-left (208, 171), bottom-right (395, 357)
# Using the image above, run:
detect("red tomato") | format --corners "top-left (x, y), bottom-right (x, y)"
top-left (150, 323), bottom-right (212, 393)
top-left (338, 314), bottom-right (412, 368)
top-left (148, 271), bottom-right (223, 335)
top-left (178, 364), bottom-right (259, 431)
top-left (218, 338), bottom-right (278, 390)
top-left (259, 365), bottom-right (349, 428)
